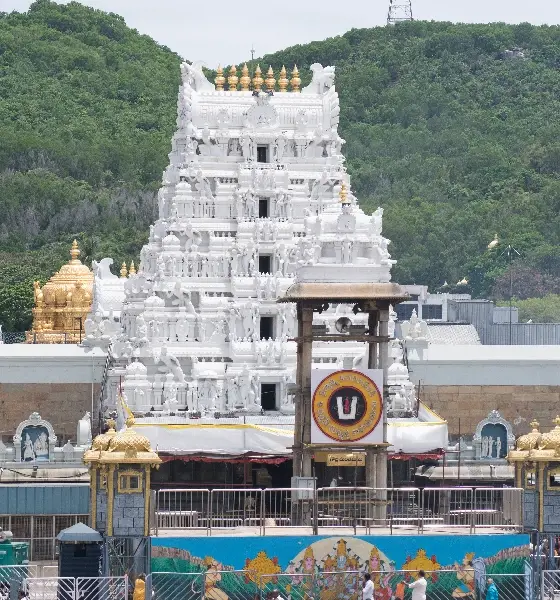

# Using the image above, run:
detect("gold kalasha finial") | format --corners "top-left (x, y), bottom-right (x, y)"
top-left (290, 65), bottom-right (301, 92)
top-left (252, 64), bottom-right (263, 91)
top-left (240, 63), bottom-right (251, 91)
top-left (120, 262), bottom-right (128, 278)
top-left (129, 261), bottom-right (136, 275)
top-left (554, 416), bottom-right (560, 428)
top-left (278, 66), bottom-right (289, 92)
top-left (70, 239), bottom-right (80, 262)
top-left (265, 66), bottom-right (276, 91)
top-left (106, 418), bottom-right (116, 431)
top-left (530, 420), bottom-right (540, 431)
top-left (339, 182), bottom-right (349, 203)
top-left (228, 65), bottom-right (238, 90)
top-left (215, 65), bottom-right (225, 91)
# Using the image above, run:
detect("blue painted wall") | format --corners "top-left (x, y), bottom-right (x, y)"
top-left (152, 533), bottom-right (529, 572)
top-left (0, 484), bottom-right (90, 515)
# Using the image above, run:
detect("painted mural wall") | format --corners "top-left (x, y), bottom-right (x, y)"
top-left (152, 534), bottom-right (529, 600)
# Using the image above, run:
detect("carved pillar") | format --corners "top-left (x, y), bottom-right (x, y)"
top-left (107, 465), bottom-right (116, 536)
top-left (538, 462), bottom-right (545, 532)
top-left (144, 465), bottom-right (152, 536)
top-left (90, 466), bottom-right (97, 529)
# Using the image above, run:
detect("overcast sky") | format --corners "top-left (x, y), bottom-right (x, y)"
top-left (5, 0), bottom-right (560, 66)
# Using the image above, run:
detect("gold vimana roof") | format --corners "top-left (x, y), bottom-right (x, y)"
top-left (27, 240), bottom-right (93, 343)
top-left (214, 64), bottom-right (301, 92)
top-left (85, 417), bottom-right (160, 465)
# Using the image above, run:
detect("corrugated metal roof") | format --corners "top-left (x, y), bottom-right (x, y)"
top-left (0, 484), bottom-right (90, 515)
top-left (426, 324), bottom-right (481, 345)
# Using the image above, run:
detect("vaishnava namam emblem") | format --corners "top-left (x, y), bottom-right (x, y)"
top-left (312, 370), bottom-right (382, 442)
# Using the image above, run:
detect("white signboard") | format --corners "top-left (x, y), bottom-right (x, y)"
top-left (311, 369), bottom-right (384, 445)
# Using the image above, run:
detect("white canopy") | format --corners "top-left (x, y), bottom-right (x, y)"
top-left (387, 404), bottom-right (448, 455)
top-left (134, 404), bottom-right (447, 459)
top-left (135, 421), bottom-right (293, 458)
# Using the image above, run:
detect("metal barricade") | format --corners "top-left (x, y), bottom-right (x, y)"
top-left (0, 566), bottom-right (39, 600)
top-left (261, 488), bottom-right (314, 532)
top-left (260, 573), bottom-right (314, 600)
top-left (315, 487), bottom-right (373, 532)
top-left (542, 570), bottom-right (560, 600)
top-left (26, 578), bottom-right (75, 600)
top-left (76, 577), bottom-right (128, 600)
top-left (314, 571), bottom-right (361, 600)
top-left (422, 487), bottom-right (474, 532)
top-left (156, 489), bottom-right (210, 533)
top-left (147, 572), bottom-right (203, 600)
top-left (209, 489), bottom-right (262, 533)
top-left (383, 487), bottom-right (422, 532)
top-left (472, 487), bottom-right (523, 531)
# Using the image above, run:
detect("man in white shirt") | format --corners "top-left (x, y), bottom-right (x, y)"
top-left (406, 570), bottom-right (427, 600)
top-left (362, 574), bottom-right (374, 600)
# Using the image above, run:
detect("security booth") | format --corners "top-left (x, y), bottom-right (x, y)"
top-left (57, 523), bottom-right (103, 580)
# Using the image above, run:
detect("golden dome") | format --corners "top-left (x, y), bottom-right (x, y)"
top-left (516, 420), bottom-right (542, 451)
top-left (107, 417), bottom-right (152, 455)
top-left (538, 417), bottom-right (560, 451)
top-left (91, 419), bottom-right (117, 451)
top-left (27, 240), bottom-right (93, 343)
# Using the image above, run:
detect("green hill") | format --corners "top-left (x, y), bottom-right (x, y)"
top-left (1, 1), bottom-right (560, 330)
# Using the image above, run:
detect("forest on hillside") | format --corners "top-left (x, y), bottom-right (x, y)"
top-left (1, 1), bottom-right (559, 330)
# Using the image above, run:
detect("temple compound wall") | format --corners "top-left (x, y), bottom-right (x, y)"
top-left (0, 345), bottom-right (106, 441)
top-left (421, 385), bottom-right (560, 437)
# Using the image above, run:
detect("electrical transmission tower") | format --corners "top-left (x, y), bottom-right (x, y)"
top-left (387, 0), bottom-right (413, 25)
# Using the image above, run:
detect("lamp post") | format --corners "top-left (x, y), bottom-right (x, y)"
top-left (487, 235), bottom-right (520, 345)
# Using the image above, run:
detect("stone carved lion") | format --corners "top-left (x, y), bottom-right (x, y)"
top-left (302, 63), bottom-right (336, 95)
top-left (180, 61), bottom-right (214, 92)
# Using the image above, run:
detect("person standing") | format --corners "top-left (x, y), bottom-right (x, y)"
top-left (362, 574), bottom-right (374, 600)
top-left (405, 570), bottom-right (427, 600)
top-left (486, 578), bottom-right (498, 600)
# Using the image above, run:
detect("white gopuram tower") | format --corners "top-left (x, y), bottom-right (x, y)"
top-left (94, 62), bottom-right (397, 423)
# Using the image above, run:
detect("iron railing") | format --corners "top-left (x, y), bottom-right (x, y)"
top-left (0, 514), bottom-right (89, 561)
top-left (148, 570), bottom-right (530, 600)
top-left (155, 486), bottom-right (523, 535)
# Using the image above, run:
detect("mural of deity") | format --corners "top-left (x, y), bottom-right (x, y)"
top-left (452, 553), bottom-right (476, 598)
top-left (203, 557), bottom-right (228, 600)
top-left (21, 425), bottom-right (49, 462)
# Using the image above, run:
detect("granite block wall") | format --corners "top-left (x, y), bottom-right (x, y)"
top-left (0, 383), bottom-right (100, 441)
top-left (421, 385), bottom-right (560, 435)
top-left (112, 493), bottom-right (145, 536)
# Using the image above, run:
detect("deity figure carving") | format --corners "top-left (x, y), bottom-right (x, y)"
top-left (153, 344), bottom-right (186, 383)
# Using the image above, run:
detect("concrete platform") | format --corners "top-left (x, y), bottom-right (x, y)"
top-left (154, 525), bottom-right (520, 537)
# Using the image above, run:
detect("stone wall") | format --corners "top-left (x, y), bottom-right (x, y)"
top-left (0, 383), bottom-right (100, 442)
top-left (421, 385), bottom-right (560, 436)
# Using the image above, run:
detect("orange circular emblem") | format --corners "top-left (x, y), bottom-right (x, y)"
top-left (312, 370), bottom-right (382, 442)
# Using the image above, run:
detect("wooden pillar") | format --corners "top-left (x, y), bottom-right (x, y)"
top-left (367, 310), bottom-right (378, 370)
top-left (293, 303), bottom-right (304, 477)
top-left (301, 304), bottom-right (314, 477)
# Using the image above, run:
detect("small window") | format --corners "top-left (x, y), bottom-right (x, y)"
top-left (396, 304), bottom-right (417, 321)
top-left (259, 255), bottom-right (272, 274)
top-left (74, 544), bottom-right (87, 558)
top-left (259, 198), bottom-right (269, 218)
top-left (260, 316), bottom-right (274, 340)
top-left (118, 470), bottom-right (143, 494)
top-left (99, 472), bottom-right (108, 490)
top-left (261, 384), bottom-right (277, 410)
top-left (423, 304), bottom-right (443, 320)
top-left (549, 468), bottom-right (560, 490)
top-left (257, 145), bottom-right (269, 163)
top-left (526, 470), bottom-right (536, 488)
